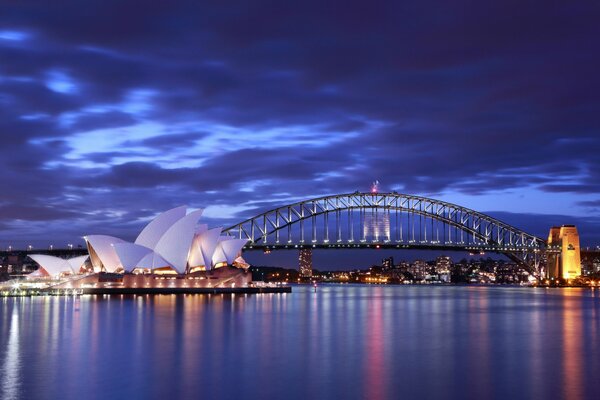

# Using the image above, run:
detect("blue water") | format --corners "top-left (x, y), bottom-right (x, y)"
top-left (1, 285), bottom-right (599, 400)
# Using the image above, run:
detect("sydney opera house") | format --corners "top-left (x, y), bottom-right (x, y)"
top-left (26, 254), bottom-right (89, 279)
top-left (25, 206), bottom-right (254, 292)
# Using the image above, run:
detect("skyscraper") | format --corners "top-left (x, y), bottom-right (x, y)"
top-left (382, 256), bottom-right (394, 270)
top-left (299, 248), bottom-right (313, 277)
top-left (546, 225), bottom-right (581, 280)
top-left (559, 225), bottom-right (581, 279)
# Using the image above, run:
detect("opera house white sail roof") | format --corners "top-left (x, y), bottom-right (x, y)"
top-left (212, 237), bottom-right (251, 266)
top-left (84, 206), bottom-right (248, 274)
top-left (28, 254), bottom-right (89, 279)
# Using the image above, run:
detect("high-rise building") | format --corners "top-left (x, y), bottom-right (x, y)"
top-left (299, 248), bottom-right (313, 277)
top-left (546, 225), bottom-right (581, 280)
top-left (435, 256), bottom-right (452, 283)
top-left (409, 260), bottom-right (428, 281)
top-left (435, 256), bottom-right (452, 272)
top-left (382, 256), bottom-right (394, 270)
top-left (559, 225), bottom-right (581, 279)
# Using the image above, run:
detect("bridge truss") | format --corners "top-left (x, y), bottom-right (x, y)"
top-left (223, 192), bottom-right (547, 274)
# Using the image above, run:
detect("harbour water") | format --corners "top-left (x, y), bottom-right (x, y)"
top-left (1, 284), bottom-right (599, 400)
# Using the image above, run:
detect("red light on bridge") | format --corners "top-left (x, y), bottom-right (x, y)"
top-left (371, 180), bottom-right (379, 194)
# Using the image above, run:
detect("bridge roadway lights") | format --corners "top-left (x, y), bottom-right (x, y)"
top-left (244, 243), bottom-right (543, 254)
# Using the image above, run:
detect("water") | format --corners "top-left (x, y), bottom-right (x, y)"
top-left (1, 285), bottom-right (599, 400)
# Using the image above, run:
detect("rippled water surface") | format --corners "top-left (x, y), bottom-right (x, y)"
top-left (1, 285), bottom-right (600, 400)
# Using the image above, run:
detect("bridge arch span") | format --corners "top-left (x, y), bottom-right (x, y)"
top-left (223, 192), bottom-right (545, 261)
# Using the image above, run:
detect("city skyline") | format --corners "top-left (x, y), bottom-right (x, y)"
top-left (0, 2), bottom-right (599, 255)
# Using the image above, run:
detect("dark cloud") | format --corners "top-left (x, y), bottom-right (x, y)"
top-left (0, 204), bottom-right (78, 221)
top-left (68, 111), bottom-right (138, 132)
top-left (579, 200), bottom-right (600, 207)
top-left (0, 1), bottom-right (598, 248)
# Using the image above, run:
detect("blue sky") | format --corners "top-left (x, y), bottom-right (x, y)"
top-left (0, 1), bottom-right (599, 267)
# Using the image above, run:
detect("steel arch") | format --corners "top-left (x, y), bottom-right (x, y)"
top-left (223, 192), bottom-right (546, 271)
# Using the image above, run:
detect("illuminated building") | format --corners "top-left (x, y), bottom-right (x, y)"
top-left (435, 256), bottom-right (452, 282)
top-left (435, 256), bottom-right (452, 272)
top-left (16, 206), bottom-right (254, 291)
top-left (299, 248), bottom-right (313, 277)
top-left (382, 256), bottom-right (394, 270)
top-left (409, 260), bottom-right (428, 281)
top-left (84, 206), bottom-right (249, 274)
top-left (546, 225), bottom-right (581, 280)
top-left (6, 206), bottom-right (256, 292)
top-left (27, 254), bottom-right (88, 279)
top-left (559, 225), bottom-right (581, 279)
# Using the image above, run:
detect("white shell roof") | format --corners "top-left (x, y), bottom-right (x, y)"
top-left (84, 206), bottom-right (250, 274)
top-left (84, 235), bottom-right (126, 272)
top-left (29, 254), bottom-right (88, 277)
top-left (211, 237), bottom-right (247, 266)
top-left (220, 238), bottom-right (249, 264)
top-left (137, 252), bottom-right (171, 270)
top-left (188, 227), bottom-right (222, 270)
top-left (67, 255), bottom-right (89, 273)
top-left (195, 224), bottom-right (208, 235)
top-left (135, 206), bottom-right (187, 249)
top-left (29, 254), bottom-right (71, 277)
top-left (113, 242), bottom-right (173, 271)
top-left (211, 237), bottom-right (229, 266)
top-left (154, 209), bottom-right (204, 273)
top-left (113, 243), bottom-right (153, 272)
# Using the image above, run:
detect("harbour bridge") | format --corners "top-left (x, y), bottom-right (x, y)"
top-left (223, 192), bottom-right (549, 274)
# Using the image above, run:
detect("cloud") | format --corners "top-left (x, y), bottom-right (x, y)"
top-left (68, 110), bottom-right (138, 132)
top-left (132, 131), bottom-right (209, 149)
top-left (0, 1), bottom-right (598, 248)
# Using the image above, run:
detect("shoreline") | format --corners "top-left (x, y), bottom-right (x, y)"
top-left (0, 285), bottom-right (292, 297)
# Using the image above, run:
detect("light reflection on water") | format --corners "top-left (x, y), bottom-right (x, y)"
top-left (1, 305), bottom-right (20, 400)
top-left (0, 285), bottom-right (599, 400)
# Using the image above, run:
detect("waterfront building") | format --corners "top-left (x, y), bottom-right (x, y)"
top-left (409, 260), bottom-right (429, 281)
top-left (27, 255), bottom-right (89, 279)
top-left (381, 256), bottom-right (394, 271)
top-left (435, 256), bottom-right (451, 272)
top-left (299, 248), bottom-right (313, 277)
top-left (14, 206), bottom-right (253, 291)
top-left (546, 225), bottom-right (581, 280)
top-left (560, 225), bottom-right (581, 279)
top-left (434, 256), bottom-right (452, 282)
top-left (84, 206), bottom-right (248, 274)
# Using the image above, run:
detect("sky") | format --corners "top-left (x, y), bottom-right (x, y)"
top-left (0, 1), bottom-right (599, 267)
